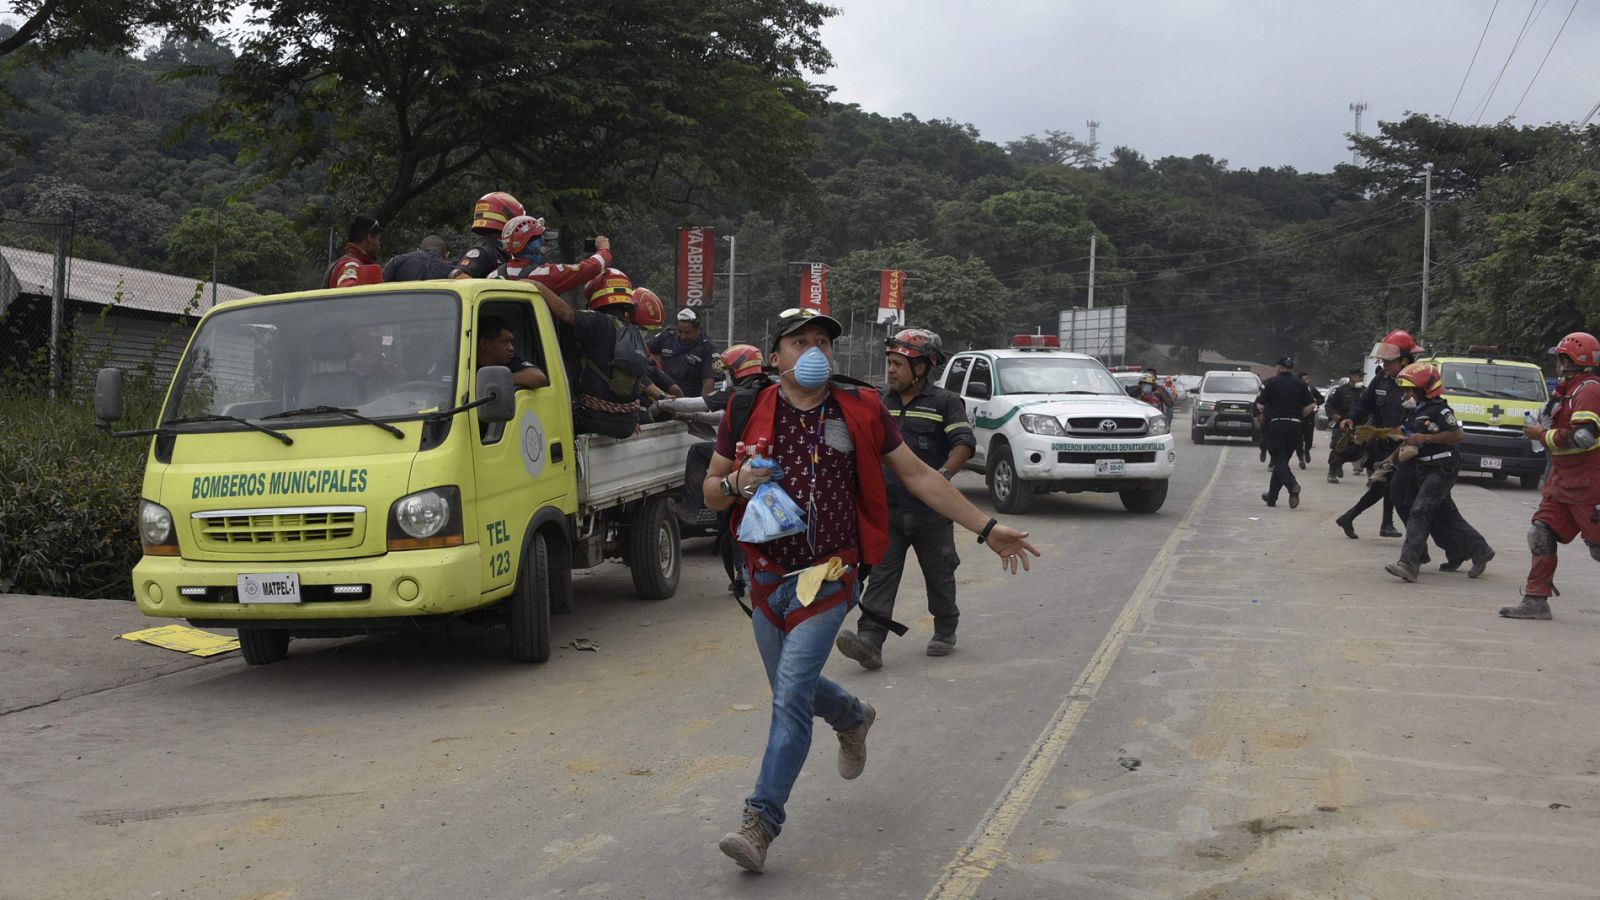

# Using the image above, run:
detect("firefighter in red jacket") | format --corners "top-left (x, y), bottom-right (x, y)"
top-left (490, 215), bottom-right (613, 293)
top-left (324, 215), bottom-right (382, 288)
top-left (1503, 332), bottom-right (1600, 620)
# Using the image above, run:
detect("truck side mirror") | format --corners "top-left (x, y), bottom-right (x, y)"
top-left (476, 366), bottom-right (516, 422)
top-left (967, 382), bottom-right (990, 401)
top-left (95, 368), bottom-right (125, 422)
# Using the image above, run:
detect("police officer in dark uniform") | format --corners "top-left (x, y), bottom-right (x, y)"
top-left (450, 191), bottom-right (523, 279)
top-left (1336, 330), bottom-right (1419, 538)
top-left (1324, 367), bottom-right (1363, 482)
top-left (1384, 362), bottom-right (1494, 582)
top-left (836, 328), bottom-right (976, 668)
top-left (647, 308), bottom-right (719, 397)
top-left (1257, 355), bottom-right (1316, 508)
top-left (1298, 372), bottom-right (1323, 469)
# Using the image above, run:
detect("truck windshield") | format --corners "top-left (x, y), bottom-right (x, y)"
top-left (996, 358), bottom-right (1123, 395)
top-left (1203, 375), bottom-right (1260, 394)
top-left (1441, 362), bottom-right (1546, 402)
top-left (165, 291), bottom-right (460, 426)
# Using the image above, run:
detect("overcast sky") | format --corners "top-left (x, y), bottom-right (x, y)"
top-left (817, 0), bottom-right (1600, 172)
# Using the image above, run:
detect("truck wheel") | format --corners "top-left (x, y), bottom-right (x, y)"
top-left (988, 445), bottom-right (1033, 514)
top-left (629, 497), bottom-right (681, 600)
top-left (1520, 474), bottom-right (1541, 489)
top-left (238, 628), bottom-right (289, 666)
top-left (1120, 481), bottom-right (1169, 513)
top-left (1491, 471), bottom-right (1508, 482)
top-left (508, 531), bottom-right (552, 663)
top-left (1190, 429), bottom-right (1205, 444)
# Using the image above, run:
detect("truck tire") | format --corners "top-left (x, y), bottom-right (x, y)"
top-left (1190, 429), bottom-right (1205, 444)
top-left (1520, 474), bottom-right (1540, 489)
top-left (238, 628), bottom-right (289, 666)
top-left (629, 497), bottom-right (681, 600)
top-left (987, 445), bottom-right (1033, 514)
top-left (1120, 481), bottom-right (1169, 513)
top-left (508, 531), bottom-right (552, 663)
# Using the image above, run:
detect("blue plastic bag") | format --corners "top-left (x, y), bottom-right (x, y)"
top-left (737, 456), bottom-right (807, 543)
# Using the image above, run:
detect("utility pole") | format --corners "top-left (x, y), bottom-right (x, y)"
top-left (1349, 100), bottom-right (1369, 165)
top-left (724, 234), bottom-right (736, 347)
top-left (49, 218), bottom-right (67, 398)
top-left (1086, 233), bottom-right (1097, 309)
top-left (211, 207), bottom-right (220, 308)
top-left (1085, 119), bottom-right (1100, 165)
top-left (1419, 162), bottom-right (1434, 337)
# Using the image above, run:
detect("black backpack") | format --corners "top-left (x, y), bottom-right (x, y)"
top-left (582, 316), bottom-right (650, 401)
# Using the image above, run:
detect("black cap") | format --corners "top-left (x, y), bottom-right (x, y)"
top-left (1275, 354), bottom-right (1295, 368)
top-left (771, 308), bottom-right (843, 350)
top-left (347, 215), bottom-right (381, 243)
top-left (1348, 366), bottom-right (1362, 375)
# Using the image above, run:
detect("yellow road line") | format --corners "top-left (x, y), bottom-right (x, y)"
top-left (925, 448), bottom-right (1230, 900)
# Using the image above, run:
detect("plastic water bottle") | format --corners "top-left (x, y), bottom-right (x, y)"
top-left (1525, 410), bottom-right (1541, 453)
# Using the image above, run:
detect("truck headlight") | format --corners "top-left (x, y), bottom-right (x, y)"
top-left (388, 487), bottom-right (464, 550)
top-left (1019, 414), bottom-right (1067, 436)
top-left (1148, 416), bottom-right (1170, 435)
top-left (1198, 401), bottom-right (1217, 411)
top-left (139, 499), bottom-right (179, 556)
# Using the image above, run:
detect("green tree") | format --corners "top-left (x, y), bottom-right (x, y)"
top-left (161, 202), bottom-right (311, 291)
top-left (0, 3), bottom-right (227, 61)
top-left (827, 241), bottom-right (1012, 350)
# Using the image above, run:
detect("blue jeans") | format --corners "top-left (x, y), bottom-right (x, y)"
top-left (745, 570), bottom-right (867, 838)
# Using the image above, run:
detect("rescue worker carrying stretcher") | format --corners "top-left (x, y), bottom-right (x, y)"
top-left (1382, 362), bottom-right (1494, 583)
top-left (1502, 332), bottom-right (1600, 620)
top-left (1337, 330), bottom-right (1418, 538)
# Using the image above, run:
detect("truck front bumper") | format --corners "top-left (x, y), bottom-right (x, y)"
top-left (1459, 432), bottom-right (1548, 478)
top-left (132, 545), bottom-right (494, 626)
top-left (1010, 435), bottom-right (1177, 492)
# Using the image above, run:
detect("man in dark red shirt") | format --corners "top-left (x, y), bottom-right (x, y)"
top-left (701, 308), bottom-right (1040, 874)
top-left (324, 215), bottom-right (382, 288)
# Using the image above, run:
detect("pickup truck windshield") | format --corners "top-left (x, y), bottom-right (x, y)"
top-left (1203, 375), bottom-right (1260, 394)
top-left (1441, 362), bottom-right (1547, 402)
top-left (996, 358), bottom-right (1123, 395)
top-left (166, 291), bottom-right (460, 425)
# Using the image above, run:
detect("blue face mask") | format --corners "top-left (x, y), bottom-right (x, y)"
top-left (791, 345), bottom-right (832, 389)
top-left (517, 238), bottom-right (545, 263)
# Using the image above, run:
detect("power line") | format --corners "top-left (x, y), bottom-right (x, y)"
top-left (1510, 0), bottom-right (1581, 119)
top-left (1468, 0), bottom-right (1545, 126)
top-left (1448, 0), bottom-right (1501, 120)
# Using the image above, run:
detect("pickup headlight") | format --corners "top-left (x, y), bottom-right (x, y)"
top-left (139, 499), bottom-right (179, 556)
top-left (1198, 401), bottom-right (1217, 411)
top-left (1019, 413), bottom-right (1067, 436)
top-left (388, 486), bottom-right (464, 550)
top-left (1148, 416), bottom-right (1170, 435)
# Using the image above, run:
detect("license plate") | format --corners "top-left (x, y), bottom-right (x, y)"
top-left (1480, 456), bottom-right (1502, 470)
top-left (1096, 459), bottom-right (1127, 476)
top-left (238, 572), bottom-right (301, 604)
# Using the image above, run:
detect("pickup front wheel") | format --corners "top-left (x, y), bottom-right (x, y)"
top-left (987, 445), bottom-right (1034, 514)
top-left (238, 628), bottom-right (289, 665)
top-left (1120, 481), bottom-right (1169, 513)
top-left (629, 497), bottom-right (681, 600)
top-left (508, 531), bottom-right (553, 663)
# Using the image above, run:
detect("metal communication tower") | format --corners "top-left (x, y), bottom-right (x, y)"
top-left (1348, 100), bottom-right (1369, 165)
top-left (1085, 119), bottom-right (1100, 165)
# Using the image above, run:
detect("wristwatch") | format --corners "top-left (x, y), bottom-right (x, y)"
top-left (719, 476), bottom-right (736, 497)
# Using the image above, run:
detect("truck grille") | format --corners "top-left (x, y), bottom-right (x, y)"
top-left (192, 507), bottom-right (365, 551)
top-left (1064, 416), bottom-right (1149, 436)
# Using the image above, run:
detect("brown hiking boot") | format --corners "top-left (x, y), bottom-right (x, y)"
top-left (1498, 595), bottom-right (1552, 620)
top-left (837, 701), bottom-right (876, 779)
top-left (718, 812), bottom-right (773, 872)
top-left (835, 631), bottom-right (883, 670)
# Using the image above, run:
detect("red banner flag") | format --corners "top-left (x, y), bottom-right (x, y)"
top-left (798, 262), bottom-right (830, 314)
top-left (675, 227), bottom-right (716, 309)
top-left (877, 269), bottom-right (905, 325)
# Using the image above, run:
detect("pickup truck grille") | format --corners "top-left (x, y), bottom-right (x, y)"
top-left (192, 507), bottom-right (365, 552)
top-left (1064, 416), bottom-right (1149, 436)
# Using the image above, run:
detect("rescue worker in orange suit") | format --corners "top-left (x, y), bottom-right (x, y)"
top-left (1502, 332), bottom-right (1600, 620)
top-left (450, 191), bottom-right (524, 279)
top-left (490, 215), bottom-right (613, 294)
top-left (836, 328), bottom-right (976, 667)
top-left (324, 215), bottom-right (382, 288)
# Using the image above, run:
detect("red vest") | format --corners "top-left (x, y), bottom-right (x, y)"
top-left (728, 383), bottom-right (891, 566)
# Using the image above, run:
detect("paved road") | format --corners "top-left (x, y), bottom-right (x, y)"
top-left (3, 420), bottom-right (1598, 899)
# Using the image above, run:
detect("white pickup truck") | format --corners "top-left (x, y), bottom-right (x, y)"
top-left (936, 338), bottom-right (1177, 513)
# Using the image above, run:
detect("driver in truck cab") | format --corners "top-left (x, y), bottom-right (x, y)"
top-left (476, 314), bottom-right (548, 390)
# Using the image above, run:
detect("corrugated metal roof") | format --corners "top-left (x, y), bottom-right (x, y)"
top-left (0, 245), bottom-right (255, 317)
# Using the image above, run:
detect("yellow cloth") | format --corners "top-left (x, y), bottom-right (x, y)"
top-left (794, 557), bottom-right (847, 607)
top-left (119, 624), bottom-right (240, 657)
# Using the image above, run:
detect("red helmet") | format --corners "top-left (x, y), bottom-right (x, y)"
top-left (1371, 329), bottom-right (1419, 362)
top-left (471, 191), bottom-right (525, 235)
top-left (1553, 332), bottom-right (1600, 369)
top-left (584, 267), bottom-right (634, 310)
top-left (885, 328), bottom-right (944, 366)
top-left (715, 344), bottom-right (765, 381)
top-left (629, 287), bottom-right (664, 328)
top-left (500, 215), bottom-right (546, 255)
top-left (1395, 362), bottom-right (1445, 399)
